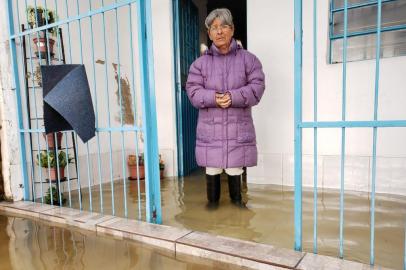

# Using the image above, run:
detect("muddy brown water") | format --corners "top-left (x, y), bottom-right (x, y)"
top-left (0, 213), bottom-right (248, 270)
top-left (30, 171), bottom-right (406, 269)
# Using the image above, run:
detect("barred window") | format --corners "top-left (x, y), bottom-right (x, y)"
top-left (329, 0), bottom-right (406, 63)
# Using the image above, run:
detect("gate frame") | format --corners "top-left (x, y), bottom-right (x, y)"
top-left (6, 0), bottom-right (162, 223)
top-left (294, 0), bottom-right (406, 267)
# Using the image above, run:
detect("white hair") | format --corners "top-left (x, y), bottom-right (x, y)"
top-left (205, 8), bottom-right (234, 29)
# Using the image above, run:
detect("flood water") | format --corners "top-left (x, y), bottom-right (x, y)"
top-left (36, 170), bottom-right (406, 270)
top-left (0, 213), bottom-right (245, 270)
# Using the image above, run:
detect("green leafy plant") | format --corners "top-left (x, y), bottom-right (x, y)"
top-left (26, 5), bottom-right (58, 35)
top-left (44, 186), bottom-right (66, 205)
top-left (37, 151), bottom-right (70, 168)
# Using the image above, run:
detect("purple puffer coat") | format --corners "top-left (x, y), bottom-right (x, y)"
top-left (185, 39), bottom-right (265, 168)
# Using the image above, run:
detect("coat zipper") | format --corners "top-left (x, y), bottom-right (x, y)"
top-left (224, 54), bottom-right (229, 168)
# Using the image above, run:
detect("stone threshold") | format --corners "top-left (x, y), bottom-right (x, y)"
top-left (0, 201), bottom-right (392, 270)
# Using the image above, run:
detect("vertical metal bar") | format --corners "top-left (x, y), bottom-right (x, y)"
top-left (53, 0), bottom-right (63, 62)
top-left (74, 133), bottom-right (82, 210)
top-left (173, 0), bottom-right (184, 177)
top-left (76, 0), bottom-right (92, 212)
top-left (43, 0), bottom-right (52, 64)
top-left (313, 0), bottom-right (318, 254)
top-left (137, 0), bottom-right (162, 223)
top-left (63, 0), bottom-right (73, 62)
top-left (34, 0), bottom-right (57, 205)
top-left (339, 0), bottom-right (349, 259)
top-left (64, 133), bottom-right (72, 207)
top-left (101, 0), bottom-right (116, 216)
top-left (370, 0), bottom-right (382, 265)
top-left (64, 0), bottom-right (82, 210)
top-left (57, 31), bottom-right (73, 208)
top-left (20, 24), bottom-right (38, 202)
top-left (17, 0), bottom-right (39, 202)
top-left (85, 144), bottom-right (93, 212)
top-left (88, 0), bottom-right (104, 214)
top-left (54, 133), bottom-right (63, 206)
top-left (185, 5), bottom-right (190, 174)
top-left (45, 139), bottom-right (54, 205)
top-left (113, 0), bottom-right (129, 218)
top-left (51, 0), bottom-right (65, 207)
top-left (75, 0), bottom-right (84, 61)
top-left (127, 4), bottom-right (143, 219)
top-left (329, 0), bottom-right (334, 63)
top-left (6, 0), bottom-right (30, 200)
top-left (294, 0), bottom-right (303, 252)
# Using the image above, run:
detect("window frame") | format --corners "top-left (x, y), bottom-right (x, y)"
top-left (328, 0), bottom-right (406, 64)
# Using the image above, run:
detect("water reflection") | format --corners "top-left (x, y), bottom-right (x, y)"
top-left (0, 214), bottom-right (244, 270)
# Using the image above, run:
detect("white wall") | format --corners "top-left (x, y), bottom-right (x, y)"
top-left (0, 1), bottom-right (24, 200)
top-left (247, 0), bottom-right (406, 195)
top-left (151, 0), bottom-right (177, 177)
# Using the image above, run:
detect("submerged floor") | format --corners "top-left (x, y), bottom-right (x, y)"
top-left (39, 170), bottom-right (406, 270)
top-left (0, 213), bottom-right (251, 270)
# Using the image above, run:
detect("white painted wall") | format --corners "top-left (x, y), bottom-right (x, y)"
top-left (0, 1), bottom-right (24, 200)
top-left (247, 0), bottom-right (406, 195)
top-left (150, 0), bottom-right (177, 178)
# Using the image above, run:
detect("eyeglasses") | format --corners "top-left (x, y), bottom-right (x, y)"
top-left (209, 25), bottom-right (231, 33)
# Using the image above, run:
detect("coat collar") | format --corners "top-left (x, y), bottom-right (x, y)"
top-left (206, 39), bottom-right (241, 56)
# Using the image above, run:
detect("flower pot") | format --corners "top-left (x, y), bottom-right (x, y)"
top-left (128, 164), bottom-right (145, 180)
top-left (43, 132), bottom-right (63, 149)
top-left (33, 37), bottom-right (55, 58)
top-left (48, 167), bottom-right (65, 182)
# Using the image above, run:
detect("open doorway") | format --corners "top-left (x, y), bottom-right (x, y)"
top-left (173, 0), bottom-right (247, 177)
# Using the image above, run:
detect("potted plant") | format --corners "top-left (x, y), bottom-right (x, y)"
top-left (37, 150), bottom-right (70, 182)
top-left (26, 6), bottom-right (58, 57)
top-left (128, 153), bottom-right (145, 180)
top-left (43, 132), bottom-right (63, 149)
top-left (127, 153), bottom-right (165, 180)
top-left (44, 186), bottom-right (66, 206)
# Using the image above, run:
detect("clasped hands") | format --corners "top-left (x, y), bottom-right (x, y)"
top-left (215, 92), bottom-right (231, 109)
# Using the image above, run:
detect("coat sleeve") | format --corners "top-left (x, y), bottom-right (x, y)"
top-left (228, 54), bottom-right (265, 108)
top-left (185, 58), bottom-right (218, 109)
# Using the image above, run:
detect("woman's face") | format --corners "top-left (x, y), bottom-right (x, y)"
top-left (208, 18), bottom-right (234, 50)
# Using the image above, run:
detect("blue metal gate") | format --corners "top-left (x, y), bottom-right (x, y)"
top-left (6, 0), bottom-right (161, 223)
top-left (294, 0), bottom-right (406, 268)
top-left (173, 0), bottom-right (199, 176)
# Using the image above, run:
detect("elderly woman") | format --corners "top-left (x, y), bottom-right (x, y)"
top-left (185, 8), bottom-right (265, 206)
